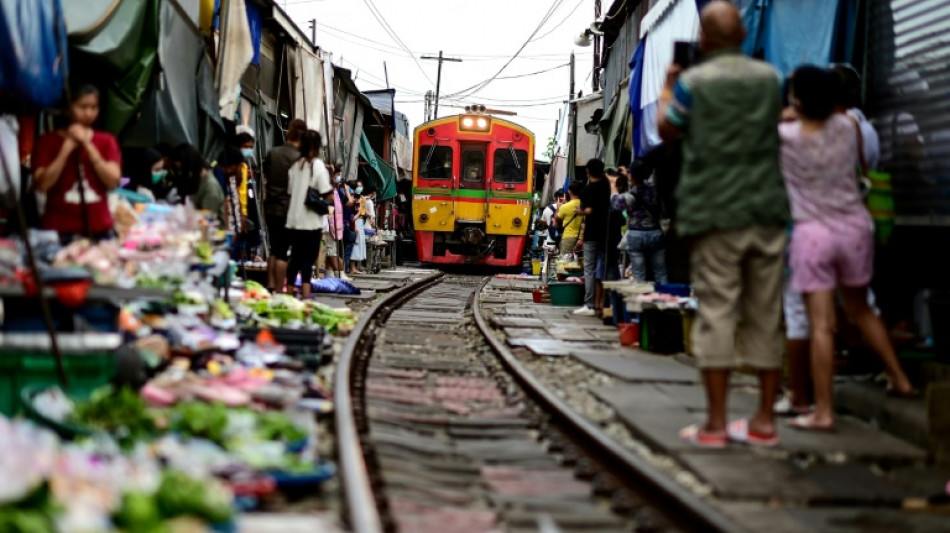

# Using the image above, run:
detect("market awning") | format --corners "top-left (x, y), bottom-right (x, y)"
top-left (359, 132), bottom-right (397, 202)
top-left (65, 0), bottom-right (160, 134)
top-left (599, 78), bottom-right (631, 167)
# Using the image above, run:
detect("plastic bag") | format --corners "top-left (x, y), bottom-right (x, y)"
top-left (311, 277), bottom-right (361, 295)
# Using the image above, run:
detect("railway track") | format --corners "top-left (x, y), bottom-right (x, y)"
top-left (335, 272), bottom-right (743, 533)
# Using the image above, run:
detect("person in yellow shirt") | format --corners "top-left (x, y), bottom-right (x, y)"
top-left (555, 181), bottom-right (584, 256)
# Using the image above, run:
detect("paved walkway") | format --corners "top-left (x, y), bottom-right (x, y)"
top-left (481, 278), bottom-right (950, 533)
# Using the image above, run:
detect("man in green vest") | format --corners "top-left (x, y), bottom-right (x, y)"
top-left (657, 0), bottom-right (790, 448)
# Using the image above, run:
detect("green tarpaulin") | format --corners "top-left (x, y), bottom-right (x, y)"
top-left (359, 132), bottom-right (397, 202)
top-left (67, 0), bottom-right (159, 135)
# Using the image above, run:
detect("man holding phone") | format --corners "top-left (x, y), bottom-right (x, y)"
top-left (657, 1), bottom-right (790, 448)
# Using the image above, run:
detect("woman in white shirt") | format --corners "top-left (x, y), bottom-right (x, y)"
top-left (285, 130), bottom-right (333, 298)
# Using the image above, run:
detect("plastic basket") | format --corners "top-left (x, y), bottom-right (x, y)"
top-left (639, 309), bottom-right (684, 354)
top-left (19, 383), bottom-right (95, 440)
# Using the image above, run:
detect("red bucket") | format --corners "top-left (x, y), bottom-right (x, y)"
top-left (619, 322), bottom-right (640, 346)
top-left (532, 289), bottom-right (546, 304)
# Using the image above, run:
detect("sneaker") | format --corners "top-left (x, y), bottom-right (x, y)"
top-left (573, 305), bottom-right (595, 316)
top-left (341, 274), bottom-right (353, 282)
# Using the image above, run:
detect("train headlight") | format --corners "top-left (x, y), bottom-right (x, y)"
top-left (512, 217), bottom-right (523, 228)
top-left (419, 213), bottom-right (429, 223)
top-left (459, 115), bottom-right (490, 132)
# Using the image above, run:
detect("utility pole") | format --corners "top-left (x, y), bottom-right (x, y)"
top-left (383, 61), bottom-right (390, 89)
top-left (421, 51), bottom-right (462, 119)
top-left (308, 19), bottom-right (316, 46)
top-left (568, 52), bottom-right (577, 182)
top-left (593, 0), bottom-right (602, 92)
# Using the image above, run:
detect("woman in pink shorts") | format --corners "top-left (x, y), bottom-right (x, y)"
top-left (781, 66), bottom-right (914, 431)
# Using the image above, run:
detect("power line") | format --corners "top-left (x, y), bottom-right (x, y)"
top-left (529, 0), bottom-right (586, 43)
top-left (496, 63), bottom-right (569, 80)
top-left (317, 23), bottom-right (571, 61)
top-left (338, 57), bottom-right (429, 96)
top-left (360, 0), bottom-right (435, 86)
top-left (444, 0), bottom-right (567, 99)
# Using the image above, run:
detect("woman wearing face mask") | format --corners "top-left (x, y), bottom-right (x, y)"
top-left (340, 178), bottom-right (359, 273)
top-left (33, 84), bottom-right (122, 244)
top-left (118, 148), bottom-right (165, 203)
top-left (349, 180), bottom-right (368, 274)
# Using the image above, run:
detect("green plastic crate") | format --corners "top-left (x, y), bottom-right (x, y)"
top-left (0, 335), bottom-right (118, 416)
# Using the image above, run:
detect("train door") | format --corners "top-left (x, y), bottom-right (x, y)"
top-left (457, 143), bottom-right (488, 223)
top-left (486, 143), bottom-right (531, 236)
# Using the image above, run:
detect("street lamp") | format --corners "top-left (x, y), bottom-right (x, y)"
top-left (574, 29), bottom-right (593, 47)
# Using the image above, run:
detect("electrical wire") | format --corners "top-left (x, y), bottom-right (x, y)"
top-left (444, 0), bottom-right (566, 99)
top-left (529, 0), bottom-right (586, 43)
top-left (338, 57), bottom-right (429, 96)
top-left (360, 0), bottom-right (435, 86)
top-left (317, 22), bottom-right (571, 62)
top-left (496, 62), bottom-right (570, 80)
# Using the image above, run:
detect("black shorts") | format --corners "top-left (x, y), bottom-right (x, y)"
top-left (266, 214), bottom-right (291, 260)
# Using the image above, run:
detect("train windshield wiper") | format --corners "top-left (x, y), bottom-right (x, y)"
top-left (423, 141), bottom-right (439, 169)
top-left (509, 145), bottom-right (521, 170)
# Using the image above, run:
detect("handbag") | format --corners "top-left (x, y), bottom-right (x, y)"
top-left (302, 161), bottom-right (331, 215)
top-left (853, 118), bottom-right (893, 244)
top-left (305, 186), bottom-right (331, 215)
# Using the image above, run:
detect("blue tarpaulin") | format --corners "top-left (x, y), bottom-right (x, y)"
top-left (629, 0), bottom-right (857, 160)
top-left (628, 39), bottom-right (647, 159)
top-left (761, 0), bottom-right (839, 77)
top-left (0, 0), bottom-right (68, 107)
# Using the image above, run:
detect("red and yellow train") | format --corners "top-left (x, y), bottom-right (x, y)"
top-left (411, 109), bottom-right (535, 266)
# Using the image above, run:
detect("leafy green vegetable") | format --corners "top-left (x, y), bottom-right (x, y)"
top-left (194, 242), bottom-right (214, 264)
top-left (255, 411), bottom-right (308, 443)
top-left (244, 280), bottom-right (266, 292)
top-left (155, 471), bottom-right (233, 525)
top-left (113, 491), bottom-right (162, 531)
top-left (135, 275), bottom-right (185, 291)
top-left (71, 387), bottom-right (159, 450)
top-left (306, 302), bottom-right (356, 333)
top-left (0, 482), bottom-right (59, 533)
top-left (212, 300), bottom-right (234, 320)
top-left (169, 402), bottom-right (229, 447)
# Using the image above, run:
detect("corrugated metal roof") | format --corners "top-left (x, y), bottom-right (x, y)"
top-left (364, 89), bottom-right (395, 116)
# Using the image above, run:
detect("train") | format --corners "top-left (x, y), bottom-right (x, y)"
top-left (411, 108), bottom-right (535, 267)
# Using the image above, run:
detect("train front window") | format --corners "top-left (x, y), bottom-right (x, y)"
top-left (419, 145), bottom-right (453, 180)
top-left (460, 146), bottom-right (486, 189)
top-left (493, 147), bottom-right (528, 183)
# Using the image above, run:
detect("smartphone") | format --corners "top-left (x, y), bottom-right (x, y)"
top-left (674, 41), bottom-right (698, 68)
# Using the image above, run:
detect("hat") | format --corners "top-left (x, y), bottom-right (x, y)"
top-left (235, 124), bottom-right (255, 139)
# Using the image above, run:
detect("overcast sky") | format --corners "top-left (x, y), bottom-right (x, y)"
top-left (281, 0), bottom-right (598, 158)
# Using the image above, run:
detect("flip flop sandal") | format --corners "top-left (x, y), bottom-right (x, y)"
top-left (679, 424), bottom-right (727, 449)
top-left (885, 383), bottom-right (921, 399)
top-left (727, 419), bottom-right (780, 447)
top-left (787, 414), bottom-right (835, 432)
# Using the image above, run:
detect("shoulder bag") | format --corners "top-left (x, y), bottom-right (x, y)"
top-left (853, 117), bottom-right (894, 244)
top-left (303, 161), bottom-right (331, 215)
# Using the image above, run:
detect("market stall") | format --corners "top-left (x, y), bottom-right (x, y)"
top-left (0, 201), bottom-right (355, 531)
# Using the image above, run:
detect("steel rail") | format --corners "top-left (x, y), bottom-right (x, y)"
top-left (471, 278), bottom-right (746, 533)
top-left (334, 271), bottom-right (445, 533)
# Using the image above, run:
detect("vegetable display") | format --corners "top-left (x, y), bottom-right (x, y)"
top-left (70, 387), bottom-right (159, 450)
